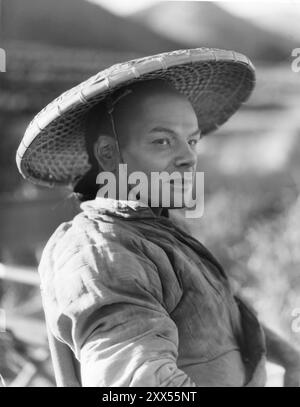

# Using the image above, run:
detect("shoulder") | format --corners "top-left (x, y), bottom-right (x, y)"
top-left (38, 211), bottom-right (165, 309)
top-left (40, 211), bottom-right (137, 262)
top-left (38, 211), bottom-right (154, 286)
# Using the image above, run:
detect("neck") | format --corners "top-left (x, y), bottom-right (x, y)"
top-left (149, 206), bottom-right (164, 217)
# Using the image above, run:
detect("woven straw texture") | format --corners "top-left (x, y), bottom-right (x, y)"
top-left (16, 48), bottom-right (255, 187)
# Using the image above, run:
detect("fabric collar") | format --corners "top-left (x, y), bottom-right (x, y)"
top-left (80, 197), bottom-right (169, 220)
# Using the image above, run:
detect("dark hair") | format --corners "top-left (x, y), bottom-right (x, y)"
top-left (73, 102), bottom-right (111, 202)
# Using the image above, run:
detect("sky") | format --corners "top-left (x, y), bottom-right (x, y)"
top-left (88, 0), bottom-right (300, 40)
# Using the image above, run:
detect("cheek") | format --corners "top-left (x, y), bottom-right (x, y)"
top-left (122, 148), bottom-right (170, 175)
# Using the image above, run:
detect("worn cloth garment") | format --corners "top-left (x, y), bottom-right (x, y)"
top-left (38, 197), bottom-right (267, 387)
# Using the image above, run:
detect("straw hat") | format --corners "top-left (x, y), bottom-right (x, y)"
top-left (16, 48), bottom-right (255, 188)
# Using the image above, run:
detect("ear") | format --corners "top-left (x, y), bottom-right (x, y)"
top-left (93, 135), bottom-right (118, 172)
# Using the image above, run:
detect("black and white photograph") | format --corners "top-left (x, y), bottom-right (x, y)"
top-left (0, 0), bottom-right (300, 390)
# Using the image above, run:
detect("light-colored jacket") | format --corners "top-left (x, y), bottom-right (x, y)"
top-left (38, 197), bottom-right (267, 387)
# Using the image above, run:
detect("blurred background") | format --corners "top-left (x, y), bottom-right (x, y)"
top-left (0, 0), bottom-right (300, 387)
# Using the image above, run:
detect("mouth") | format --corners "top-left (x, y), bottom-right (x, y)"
top-left (168, 179), bottom-right (193, 190)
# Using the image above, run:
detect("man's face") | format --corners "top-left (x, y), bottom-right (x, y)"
top-left (119, 88), bottom-right (200, 208)
top-left (95, 81), bottom-right (201, 208)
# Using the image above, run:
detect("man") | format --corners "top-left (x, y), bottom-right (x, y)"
top-left (16, 48), bottom-right (300, 386)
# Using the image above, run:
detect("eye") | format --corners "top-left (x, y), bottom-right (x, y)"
top-left (153, 138), bottom-right (171, 146)
top-left (188, 139), bottom-right (200, 147)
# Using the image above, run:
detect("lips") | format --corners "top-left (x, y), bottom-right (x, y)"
top-left (168, 179), bottom-right (193, 190)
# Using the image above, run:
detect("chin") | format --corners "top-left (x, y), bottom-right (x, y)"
top-left (158, 201), bottom-right (187, 210)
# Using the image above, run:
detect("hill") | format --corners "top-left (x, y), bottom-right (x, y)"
top-left (131, 1), bottom-right (297, 63)
top-left (1, 0), bottom-right (183, 54)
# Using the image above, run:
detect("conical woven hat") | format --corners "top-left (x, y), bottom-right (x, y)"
top-left (16, 48), bottom-right (255, 188)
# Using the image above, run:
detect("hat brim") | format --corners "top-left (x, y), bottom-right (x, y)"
top-left (16, 48), bottom-right (255, 187)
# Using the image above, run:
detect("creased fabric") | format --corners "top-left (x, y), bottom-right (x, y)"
top-left (38, 197), bottom-right (266, 387)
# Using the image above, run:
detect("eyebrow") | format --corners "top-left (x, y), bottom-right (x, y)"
top-left (149, 126), bottom-right (201, 138)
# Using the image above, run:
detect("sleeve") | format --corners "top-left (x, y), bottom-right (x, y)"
top-left (41, 235), bottom-right (198, 387)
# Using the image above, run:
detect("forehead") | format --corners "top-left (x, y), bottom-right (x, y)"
top-left (131, 91), bottom-right (198, 129)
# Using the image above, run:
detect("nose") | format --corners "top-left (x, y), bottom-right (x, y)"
top-left (174, 140), bottom-right (197, 170)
